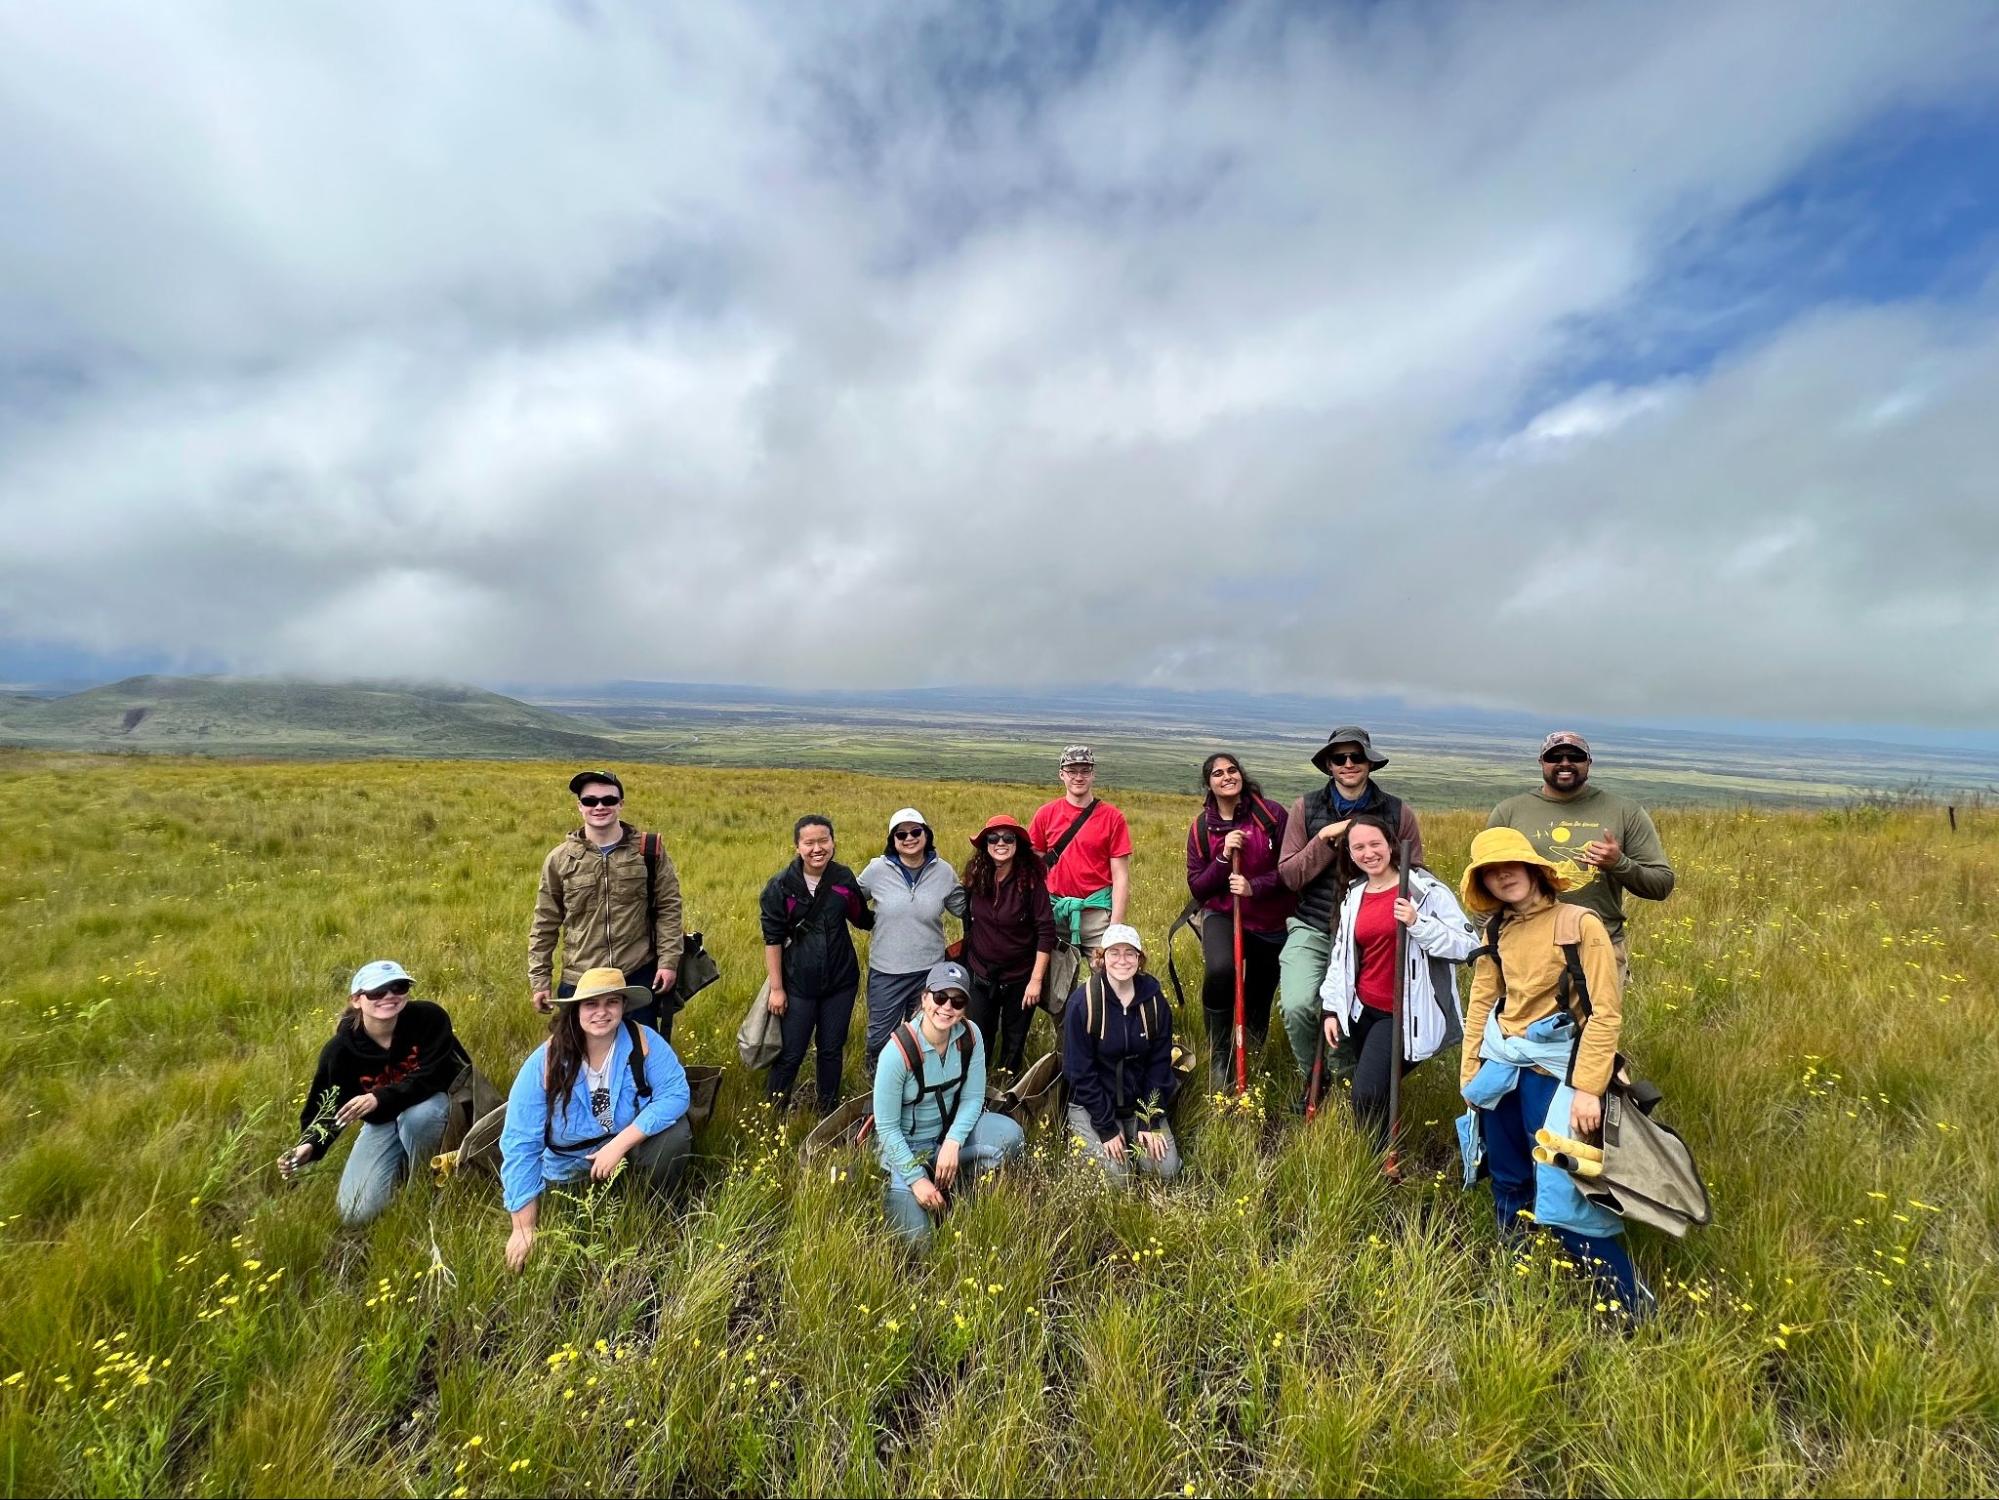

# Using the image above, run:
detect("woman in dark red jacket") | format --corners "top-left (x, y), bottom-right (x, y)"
top-left (960, 814), bottom-right (1056, 1077)
top-left (1186, 753), bottom-right (1293, 1089)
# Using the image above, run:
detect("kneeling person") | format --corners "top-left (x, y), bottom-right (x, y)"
top-left (499, 968), bottom-right (693, 1271)
top-left (1062, 926), bottom-right (1181, 1181)
top-left (278, 959), bottom-right (465, 1226)
top-left (873, 961), bottom-right (1025, 1245)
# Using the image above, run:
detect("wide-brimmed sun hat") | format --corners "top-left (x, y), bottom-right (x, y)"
top-left (1458, 827), bottom-right (1576, 914)
top-left (969, 813), bottom-right (1031, 851)
top-left (1311, 725), bottom-right (1388, 775)
top-left (555, 966), bottom-right (652, 1006)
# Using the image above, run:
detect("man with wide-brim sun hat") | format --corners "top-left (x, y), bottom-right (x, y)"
top-left (959, 813), bottom-right (1056, 1075)
top-left (496, 965), bottom-right (693, 1273)
top-left (1274, 726), bottom-right (1425, 1099)
top-left (858, 807), bottom-right (969, 1075)
top-left (1454, 827), bottom-right (1648, 1319)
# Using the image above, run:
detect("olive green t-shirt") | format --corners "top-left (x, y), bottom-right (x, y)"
top-left (1486, 784), bottom-right (1675, 941)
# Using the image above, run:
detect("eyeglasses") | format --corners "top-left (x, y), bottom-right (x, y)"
top-left (363, 980), bottom-right (413, 1000)
top-left (984, 832), bottom-right (1018, 846)
top-left (931, 990), bottom-right (969, 1011)
top-left (893, 826), bottom-right (927, 841)
top-left (578, 794), bottom-right (622, 807)
top-left (1541, 751), bottom-right (1589, 765)
top-left (1324, 752), bottom-right (1371, 768)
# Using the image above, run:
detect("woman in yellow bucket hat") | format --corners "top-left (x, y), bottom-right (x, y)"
top-left (1456, 829), bottom-right (1651, 1319)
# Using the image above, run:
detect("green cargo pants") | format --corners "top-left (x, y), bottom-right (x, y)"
top-left (1277, 917), bottom-right (1334, 1079)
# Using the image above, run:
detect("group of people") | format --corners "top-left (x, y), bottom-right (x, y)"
top-left (280, 728), bottom-right (1677, 1305)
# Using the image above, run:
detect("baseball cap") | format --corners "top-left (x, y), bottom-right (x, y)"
top-left (349, 959), bottom-right (414, 994)
top-left (1099, 923), bottom-right (1145, 956)
top-left (925, 960), bottom-right (973, 996)
top-left (888, 807), bottom-right (929, 833)
top-left (1540, 732), bottom-right (1592, 759)
top-left (568, 769), bottom-right (625, 796)
top-left (1059, 745), bottom-right (1096, 768)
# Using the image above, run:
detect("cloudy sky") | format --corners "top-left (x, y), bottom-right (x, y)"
top-left (3, 1), bottom-right (1997, 730)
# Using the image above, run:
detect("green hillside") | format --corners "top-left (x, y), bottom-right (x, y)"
top-left (0, 676), bottom-right (628, 759)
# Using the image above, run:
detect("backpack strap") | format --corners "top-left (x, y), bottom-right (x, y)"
top-left (1475, 911), bottom-right (1509, 1013)
top-left (1248, 795), bottom-right (1281, 844)
top-left (625, 1016), bottom-right (652, 1102)
top-left (893, 1022), bottom-right (970, 1141)
top-left (1042, 799), bottom-right (1102, 871)
top-left (1163, 899), bottom-right (1201, 1009)
top-left (1550, 904), bottom-right (1593, 1024)
top-left (641, 833), bottom-right (661, 953)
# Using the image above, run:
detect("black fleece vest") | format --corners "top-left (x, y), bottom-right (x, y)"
top-left (1295, 782), bottom-right (1407, 932)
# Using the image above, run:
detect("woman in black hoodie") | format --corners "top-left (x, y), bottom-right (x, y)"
top-left (277, 959), bottom-right (466, 1225)
top-left (1062, 925), bottom-right (1182, 1181)
top-left (759, 815), bottom-right (876, 1113)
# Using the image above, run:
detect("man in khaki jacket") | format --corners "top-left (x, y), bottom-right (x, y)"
top-left (529, 770), bottom-right (684, 1038)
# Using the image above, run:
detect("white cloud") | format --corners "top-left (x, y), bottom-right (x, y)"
top-left (1, 1), bottom-right (1996, 725)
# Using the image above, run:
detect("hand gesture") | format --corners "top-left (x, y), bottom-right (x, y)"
top-left (1580, 833), bottom-right (1622, 870)
top-left (1318, 819), bottom-right (1351, 845)
top-left (334, 1092), bottom-right (379, 1128)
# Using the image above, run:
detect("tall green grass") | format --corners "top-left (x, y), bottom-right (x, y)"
top-left (0, 754), bottom-right (1994, 1496)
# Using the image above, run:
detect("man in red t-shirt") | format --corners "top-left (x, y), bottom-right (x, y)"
top-left (1029, 744), bottom-right (1133, 952)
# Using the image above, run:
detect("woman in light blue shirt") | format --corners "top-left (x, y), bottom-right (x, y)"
top-left (499, 966), bottom-right (692, 1271)
top-left (873, 960), bottom-right (1025, 1245)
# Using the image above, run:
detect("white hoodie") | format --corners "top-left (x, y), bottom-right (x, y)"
top-left (1318, 867), bottom-right (1482, 1064)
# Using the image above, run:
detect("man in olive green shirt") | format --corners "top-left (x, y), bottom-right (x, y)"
top-left (1487, 732), bottom-right (1675, 979)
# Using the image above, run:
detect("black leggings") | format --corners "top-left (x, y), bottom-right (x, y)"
top-left (967, 968), bottom-right (1036, 1075)
top-left (1201, 918), bottom-right (1281, 1082)
top-left (1346, 1004), bottom-right (1418, 1148)
top-left (767, 983), bottom-right (858, 1112)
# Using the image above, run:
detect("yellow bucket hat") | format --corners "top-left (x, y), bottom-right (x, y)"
top-left (555, 966), bottom-right (652, 1006)
top-left (1458, 827), bottom-right (1575, 914)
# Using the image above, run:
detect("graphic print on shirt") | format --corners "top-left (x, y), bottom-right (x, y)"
top-left (359, 1045), bottom-right (424, 1093)
top-left (1537, 820), bottom-right (1610, 891)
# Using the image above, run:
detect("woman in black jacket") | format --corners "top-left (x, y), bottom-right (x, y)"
top-left (277, 959), bottom-right (466, 1225)
top-left (759, 815), bottom-right (876, 1113)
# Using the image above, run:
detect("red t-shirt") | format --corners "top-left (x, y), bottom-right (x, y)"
top-left (1353, 887), bottom-right (1400, 1011)
top-left (1029, 797), bottom-right (1134, 899)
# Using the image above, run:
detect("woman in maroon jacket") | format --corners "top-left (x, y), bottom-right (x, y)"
top-left (960, 814), bottom-right (1056, 1076)
top-left (1186, 753), bottom-right (1294, 1089)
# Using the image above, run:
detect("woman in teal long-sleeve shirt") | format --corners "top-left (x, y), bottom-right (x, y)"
top-left (499, 967), bottom-right (692, 1271)
top-left (872, 960), bottom-right (1025, 1244)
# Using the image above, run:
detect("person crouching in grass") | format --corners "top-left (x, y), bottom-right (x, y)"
top-left (278, 960), bottom-right (465, 1226)
top-left (498, 968), bottom-right (693, 1272)
top-left (872, 961), bottom-right (1026, 1246)
top-left (1062, 926), bottom-right (1182, 1181)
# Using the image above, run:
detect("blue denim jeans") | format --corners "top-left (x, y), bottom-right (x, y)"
top-left (336, 1092), bottom-right (450, 1226)
top-left (883, 1111), bottom-right (1026, 1245)
top-left (1480, 1068), bottom-right (1645, 1314)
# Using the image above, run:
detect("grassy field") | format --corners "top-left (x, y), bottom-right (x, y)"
top-left (1, 752), bottom-right (1995, 1497)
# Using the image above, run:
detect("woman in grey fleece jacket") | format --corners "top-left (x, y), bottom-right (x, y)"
top-left (860, 807), bottom-right (968, 1073)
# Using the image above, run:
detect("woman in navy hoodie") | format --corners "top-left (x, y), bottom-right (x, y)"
top-left (1062, 926), bottom-right (1181, 1181)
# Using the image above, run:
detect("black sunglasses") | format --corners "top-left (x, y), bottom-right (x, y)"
top-left (984, 831), bottom-right (1019, 845)
top-left (1324, 752), bottom-right (1371, 767)
top-left (930, 990), bottom-right (969, 1011)
top-left (363, 979), bottom-right (413, 1000)
top-left (893, 826), bottom-right (927, 840)
top-left (1541, 751), bottom-right (1589, 765)
top-left (578, 794), bottom-right (623, 807)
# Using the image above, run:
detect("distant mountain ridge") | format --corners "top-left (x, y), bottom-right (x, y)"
top-left (0, 676), bottom-right (627, 759)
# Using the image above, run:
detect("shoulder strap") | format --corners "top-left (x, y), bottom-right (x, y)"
top-left (1042, 799), bottom-right (1102, 870)
top-left (1478, 911), bottom-right (1509, 1014)
top-left (1196, 813), bottom-right (1214, 864)
top-left (625, 1017), bottom-right (652, 1100)
top-left (1164, 899), bottom-right (1201, 1009)
top-left (1249, 795), bottom-right (1281, 843)
top-left (1085, 973), bottom-right (1104, 1039)
top-left (1550, 904), bottom-right (1593, 1022)
top-left (641, 832), bottom-right (660, 923)
top-left (892, 1023), bottom-right (923, 1075)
